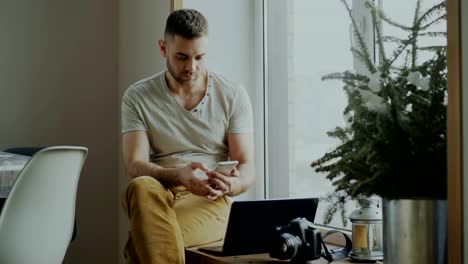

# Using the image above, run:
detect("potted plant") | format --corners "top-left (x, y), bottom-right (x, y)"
top-left (310, 1), bottom-right (447, 263)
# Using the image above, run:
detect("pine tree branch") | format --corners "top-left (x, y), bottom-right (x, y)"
top-left (418, 46), bottom-right (447, 51)
top-left (420, 14), bottom-right (447, 31)
top-left (387, 41), bottom-right (412, 67)
top-left (418, 31), bottom-right (447, 37)
top-left (416, 2), bottom-right (446, 27)
top-left (382, 36), bottom-right (407, 45)
top-left (377, 9), bottom-right (412, 31)
top-left (351, 47), bottom-right (377, 72)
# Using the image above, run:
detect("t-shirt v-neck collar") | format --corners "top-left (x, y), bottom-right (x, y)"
top-left (161, 71), bottom-right (212, 114)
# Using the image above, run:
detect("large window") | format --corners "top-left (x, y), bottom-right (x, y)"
top-left (265, 0), bottom-right (372, 228)
top-left (264, 0), bottom-right (445, 228)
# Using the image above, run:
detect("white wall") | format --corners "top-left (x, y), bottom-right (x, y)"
top-left (0, 0), bottom-right (118, 263)
top-left (183, 0), bottom-right (265, 200)
top-left (117, 1), bottom-right (170, 263)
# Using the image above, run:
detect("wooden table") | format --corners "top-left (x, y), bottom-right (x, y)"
top-left (185, 241), bottom-right (377, 264)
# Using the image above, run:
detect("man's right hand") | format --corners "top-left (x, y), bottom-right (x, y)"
top-left (178, 162), bottom-right (224, 199)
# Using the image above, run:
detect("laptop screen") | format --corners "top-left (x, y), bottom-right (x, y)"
top-left (221, 197), bottom-right (319, 255)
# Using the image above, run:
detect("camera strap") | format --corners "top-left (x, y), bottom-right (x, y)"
top-left (319, 230), bottom-right (352, 263)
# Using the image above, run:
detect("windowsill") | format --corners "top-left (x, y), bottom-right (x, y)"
top-left (184, 222), bottom-right (379, 263)
top-left (185, 239), bottom-right (377, 264)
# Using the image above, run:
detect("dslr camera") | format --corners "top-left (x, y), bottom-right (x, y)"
top-left (269, 217), bottom-right (322, 263)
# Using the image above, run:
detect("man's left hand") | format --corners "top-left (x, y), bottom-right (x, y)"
top-left (206, 168), bottom-right (240, 200)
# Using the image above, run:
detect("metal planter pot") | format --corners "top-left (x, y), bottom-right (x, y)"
top-left (382, 199), bottom-right (447, 264)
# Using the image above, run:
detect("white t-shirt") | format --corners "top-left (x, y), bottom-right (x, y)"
top-left (121, 70), bottom-right (253, 170)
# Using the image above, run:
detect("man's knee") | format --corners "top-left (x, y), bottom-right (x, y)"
top-left (122, 176), bottom-right (167, 211)
top-left (127, 176), bottom-right (165, 193)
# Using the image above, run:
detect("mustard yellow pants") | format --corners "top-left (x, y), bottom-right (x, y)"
top-left (122, 176), bottom-right (231, 264)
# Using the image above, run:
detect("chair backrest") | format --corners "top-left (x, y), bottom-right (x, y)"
top-left (0, 146), bottom-right (87, 264)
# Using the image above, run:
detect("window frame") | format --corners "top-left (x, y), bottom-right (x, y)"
top-left (264, 0), bottom-right (375, 200)
top-left (263, 1), bottom-right (376, 230)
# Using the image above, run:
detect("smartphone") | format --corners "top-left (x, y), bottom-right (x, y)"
top-left (213, 160), bottom-right (238, 175)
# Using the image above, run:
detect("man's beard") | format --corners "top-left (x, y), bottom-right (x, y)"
top-left (167, 61), bottom-right (199, 85)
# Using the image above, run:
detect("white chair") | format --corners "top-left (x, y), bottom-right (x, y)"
top-left (0, 146), bottom-right (88, 264)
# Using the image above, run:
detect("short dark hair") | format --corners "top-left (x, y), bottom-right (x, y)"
top-left (164, 9), bottom-right (208, 40)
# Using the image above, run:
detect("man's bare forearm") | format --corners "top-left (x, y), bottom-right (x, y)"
top-left (231, 162), bottom-right (255, 196)
top-left (126, 160), bottom-right (181, 187)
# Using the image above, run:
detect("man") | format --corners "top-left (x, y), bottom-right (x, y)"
top-left (121, 9), bottom-right (255, 264)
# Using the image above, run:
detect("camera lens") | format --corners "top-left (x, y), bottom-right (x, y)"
top-left (270, 233), bottom-right (303, 260)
